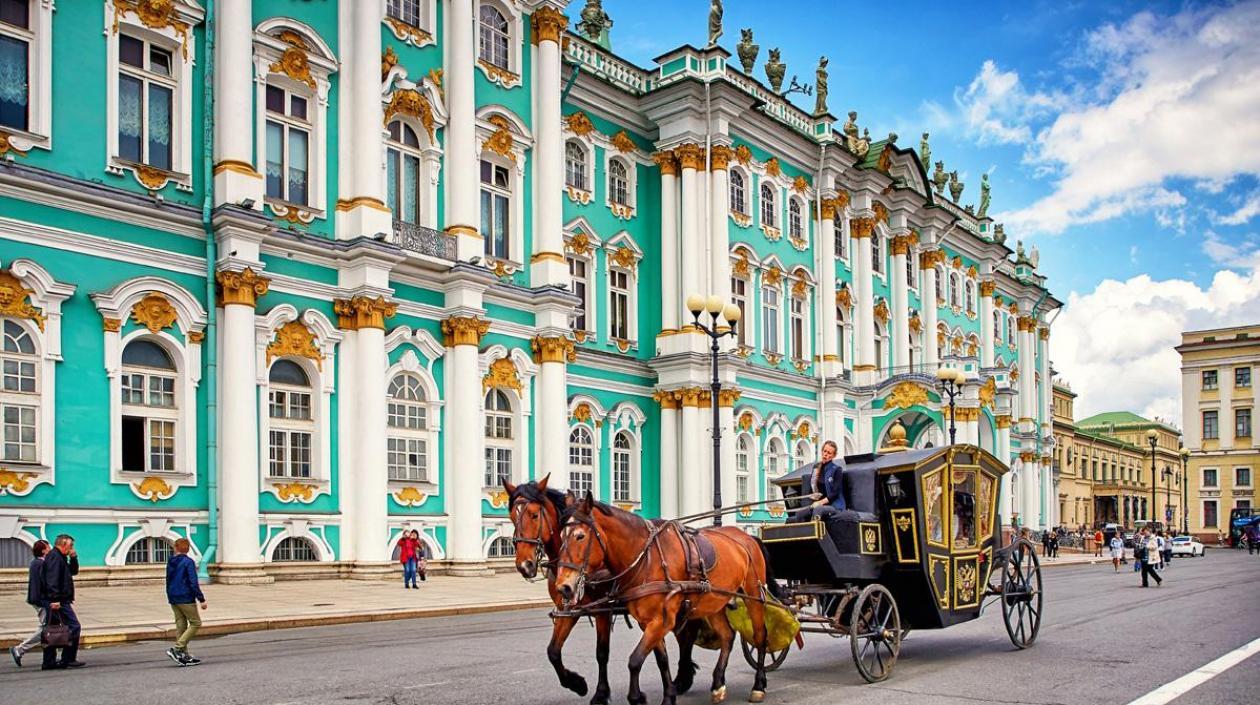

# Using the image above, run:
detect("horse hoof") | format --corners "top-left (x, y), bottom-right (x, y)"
top-left (749, 690), bottom-right (766, 703)
top-left (711, 686), bottom-right (728, 704)
top-left (564, 674), bottom-right (589, 697)
top-left (591, 690), bottom-right (611, 705)
top-left (673, 676), bottom-right (694, 695)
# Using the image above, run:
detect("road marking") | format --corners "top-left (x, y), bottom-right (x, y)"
top-left (1124, 636), bottom-right (1260, 705)
top-left (402, 681), bottom-right (450, 690)
top-left (511, 668), bottom-right (537, 674)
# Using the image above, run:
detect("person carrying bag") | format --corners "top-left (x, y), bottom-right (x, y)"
top-left (42, 609), bottom-right (72, 649)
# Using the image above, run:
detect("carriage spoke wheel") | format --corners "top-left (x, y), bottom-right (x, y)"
top-left (740, 637), bottom-right (791, 672)
top-left (849, 584), bottom-right (900, 684)
top-left (1000, 539), bottom-right (1043, 649)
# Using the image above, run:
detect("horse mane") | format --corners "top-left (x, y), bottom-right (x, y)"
top-left (581, 497), bottom-right (651, 531)
top-left (508, 481), bottom-right (570, 520)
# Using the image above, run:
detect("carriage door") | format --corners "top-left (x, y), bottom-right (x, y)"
top-left (923, 458), bottom-right (997, 613)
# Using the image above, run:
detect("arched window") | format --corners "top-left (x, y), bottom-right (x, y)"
top-left (477, 5), bottom-right (510, 69)
top-left (267, 359), bottom-right (313, 479)
top-left (387, 373), bottom-right (429, 482)
top-left (487, 536), bottom-right (515, 558)
top-left (1007, 315), bottom-right (1016, 346)
top-left (766, 437), bottom-right (786, 501)
top-left (788, 198), bottom-right (803, 238)
top-left (484, 389), bottom-right (514, 487)
top-left (608, 158), bottom-right (630, 206)
top-left (1, 319), bottom-right (38, 463)
top-left (949, 273), bottom-right (961, 308)
top-left (735, 434), bottom-right (752, 503)
top-left (565, 141), bottom-right (587, 191)
top-left (794, 439), bottom-right (811, 469)
top-left (273, 536), bottom-right (318, 562)
top-left (612, 431), bottom-right (634, 502)
top-left (965, 280), bottom-right (976, 314)
top-left (730, 170), bottom-right (747, 215)
top-left (760, 183), bottom-right (776, 228)
top-left (568, 425), bottom-right (594, 495)
top-left (121, 339), bottom-right (178, 473)
top-left (0, 538), bottom-right (31, 568)
top-left (386, 120), bottom-right (424, 224)
top-left (125, 537), bottom-right (172, 565)
top-left (935, 265), bottom-right (945, 300)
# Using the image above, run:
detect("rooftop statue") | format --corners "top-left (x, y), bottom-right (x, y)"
top-left (1016, 240), bottom-right (1026, 262)
top-left (708, 0), bottom-right (723, 47)
top-left (814, 57), bottom-right (829, 116)
top-left (978, 173), bottom-right (991, 217)
top-left (765, 48), bottom-right (785, 92)
top-left (931, 161), bottom-right (948, 195)
top-left (920, 132), bottom-right (931, 169)
top-left (993, 223), bottom-right (1006, 245)
top-left (578, 0), bottom-right (614, 48)
top-left (737, 29), bottom-right (759, 74)
top-left (1030, 245), bottom-right (1040, 269)
top-left (948, 170), bottom-right (964, 202)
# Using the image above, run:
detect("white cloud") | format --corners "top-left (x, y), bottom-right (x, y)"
top-left (1212, 190), bottom-right (1260, 226)
top-left (995, 3), bottom-right (1260, 235)
top-left (1201, 230), bottom-right (1260, 269)
top-left (951, 60), bottom-right (1066, 146)
top-left (1052, 265), bottom-right (1260, 426)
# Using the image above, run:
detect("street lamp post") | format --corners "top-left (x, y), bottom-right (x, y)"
top-left (1146, 429), bottom-right (1158, 529)
top-left (687, 294), bottom-right (741, 527)
top-left (1180, 447), bottom-right (1190, 536)
top-left (1162, 466), bottom-right (1173, 531)
top-left (934, 366), bottom-right (966, 445)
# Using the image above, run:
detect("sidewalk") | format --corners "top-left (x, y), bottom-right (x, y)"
top-left (0, 573), bottom-right (552, 649)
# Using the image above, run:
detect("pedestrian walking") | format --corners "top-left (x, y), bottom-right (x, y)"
top-left (1154, 532), bottom-right (1166, 569)
top-left (9, 540), bottom-right (51, 667)
top-left (1138, 529), bottom-right (1162, 588)
top-left (1049, 532), bottom-right (1059, 558)
top-left (1109, 533), bottom-right (1124, 572)
top-left (40, 534), bottom-right (83, 670)
top-left (1093, 529), bottom-right (1104, 557)
top-left (416, 532), bottom-right (429, 582)
top-left (1248, 524), bottom-right (1260, 555)
top-left (1161, 531), bottom-right (1173, 566)
top-left (398, 530), bottom-right (421, 589)
top-left (165, 538), bottom-right (207, 666)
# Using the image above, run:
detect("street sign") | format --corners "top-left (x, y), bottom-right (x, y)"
top-left (1165, 506), bottom-right (1172, 521)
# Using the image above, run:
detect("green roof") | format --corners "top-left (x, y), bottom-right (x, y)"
top-left (858, 140), bottom-right (892, 170)
top-left (1076, 411), bottom-right (1150, 428)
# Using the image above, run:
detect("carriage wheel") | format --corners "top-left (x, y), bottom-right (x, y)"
top-left (1000, 539), bottom-right (1043, 649)
top-left (848, 584), bottom-right (901, 683)
top-left (740, 637), bottom-right (791, 672)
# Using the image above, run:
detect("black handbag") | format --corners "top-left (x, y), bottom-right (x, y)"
top-left (42, 609), bottom-right (72, 648)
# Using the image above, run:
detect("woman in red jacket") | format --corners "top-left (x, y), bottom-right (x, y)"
top-left (398, 532), bottom-right (421, 589)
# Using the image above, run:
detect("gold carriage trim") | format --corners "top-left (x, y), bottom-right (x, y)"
top-left (928, 554), bottom-right (950, 609)
top-left (890, 508), bottom-right (919, 563)
top-left (760, 520), bottom-right (825, 544)
top-left (859, 522), bottom-right (882, 555)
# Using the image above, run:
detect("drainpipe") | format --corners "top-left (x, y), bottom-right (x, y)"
top-left (198, 0), bottom-right (219, 581)
top-left (1030, 286), bottom-right (1050, 529)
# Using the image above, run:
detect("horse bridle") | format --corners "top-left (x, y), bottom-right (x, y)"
top-left (555, 512), bottom-right (613, 607)
top-left (510, 497), bottom-right (557, 581)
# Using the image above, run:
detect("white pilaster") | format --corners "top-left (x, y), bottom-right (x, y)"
top-left (921, 250), bottom-right (940, 365)
top-left (819, 198), bottom-right (839, 376)
top-left (213, 0), bottom-right (263, 208)
top-left (444, 0), bottom-right (481, 259)
top-left (533, 334), bottom-right (573, 489)
top-left (890, 231), bottom-right (910, 370)
top-left (679, 391), bottom-right (702, 516)
top-left (442, 310), bottom-right (491, 573)
top-left (658, 399), bottom-right (679, 518)
top-left (980, 282), bottom-right (995, 368)
top-left (336, 1), bottom-right (392, 240)
top-left (677, 144), bottom-right (704, 329)
top-left (997, 418), bottom-right (1012, 524)
top-left (851, 211), bottom-right (875, 383)
top-left (709, 146), bottom-right (732, 304)
top-left (351, 324), bottom-right (390, 569)
top-left (529, 6), bottom-right (568, 285)
top-left (719, 402), bottom-right (736, 526)
top-left (657, 156), bottom-right (680, 333)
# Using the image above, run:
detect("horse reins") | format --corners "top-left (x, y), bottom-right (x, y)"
top-left (510, 496), bottom-right (558, 581)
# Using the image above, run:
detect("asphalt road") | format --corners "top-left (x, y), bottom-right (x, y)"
top-left (1, 550), bottom-right (1256, 705)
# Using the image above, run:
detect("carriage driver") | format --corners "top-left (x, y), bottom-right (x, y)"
top-left (790, 440), bottom-right (846, 522)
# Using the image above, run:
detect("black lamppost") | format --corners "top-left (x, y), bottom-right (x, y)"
top-left (1146, 429), bottom-right (1158, 528)
top-left (934, 366), bottom-right (965, 445)
top-left (1180, 447), bottom-right (1190, 535)
top-left (687, 294), bottom-right (740, 526)
top-left (1162, 466), bottom-right (1174, 531)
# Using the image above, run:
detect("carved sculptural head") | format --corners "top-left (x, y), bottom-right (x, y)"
top-left (741, 28), bottom-right (753, 42)
top-left (819, 56), bottom-right (828, 68)
top-left (768, 48), bottom-right (781, 62)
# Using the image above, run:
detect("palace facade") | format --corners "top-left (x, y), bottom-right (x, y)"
top-left (0, 0), bottom-right (1059, 583)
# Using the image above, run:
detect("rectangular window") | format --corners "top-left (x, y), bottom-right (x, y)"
top-left (833, 219), bottom-right (845, 259)
top-left (872, 237), bottom-right (883, 274)
top-left (1238, 408), bottom-right (1253, 438)
top-left (387, 0), bottom-right (422, 26)
top-left (906, 253), bottom-right (915, 287)
top-left (1237, 467), bottom-right (1252, 488)
top-left (1203, 500), bottom-right (1218, 528)
top-left (387, 437), bottom-right (427, 481)
top-left (1239, 500), bottom-right (1252, 512)
top-left (148, 419), bottom-right (175, 472)
top-left (568, 256), bottom-right (588, 332)
top-left (1237, 367), bottom-right (1252, 388)
top-left (1, 403), bottom-right (35, 462)
top-left (0, 3), bottom-right (30, 131)
top-left (480, 160), bottom-right (511, 260)
top-left (268, 430), bottom-right (312, 478)
top-left (609, 268), bottom-right (630, 340)
top-left (731, 277), bottom-right (748, 347)
top-left (483, 447), bottom-right (512, 487)
top-left (762, 287), bottom-right (780, 354)
top-left (117, 34), bottom-right (174, 170)
top-left (612, 451), bottom-right (631, 502)
top-left (264, 85), bottom-right (311, 205)
top-left (790, 297), bottom-right (805, 360)
top-left (1, 357), bottom-right (35, 392)
top-left (1202, 370), bottom-right (1218, 390)
top-left (1203, 468), bottom-right (1218, 487)
top-left (570, 467), bottom-right (593, 496)
top-left (1203, 410), bottom-right (1219, 439)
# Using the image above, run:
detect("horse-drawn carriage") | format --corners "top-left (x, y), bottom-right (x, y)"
top-left (758, 443), bottom-right (1042, 682)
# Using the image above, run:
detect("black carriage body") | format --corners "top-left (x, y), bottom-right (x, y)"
top-left (761, 445), bottom-right (1009, 631)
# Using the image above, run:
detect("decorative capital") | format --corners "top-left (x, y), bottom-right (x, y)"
top-left (718, 389), bottom-right (742, 407)
top-left (531, 334), bottom-right (576, 364)
top-left (1038, 327), bottom-right (1050, 341)
top-left (676, 387), bottom-right (705, 407)
top-left (131, 293), bottom-right (179, 333)
top-left (675, 143), bottom-right (705, 171)
top-left (102, 317), bottom-right (123, 333)
top-left (216, 268), bottom-right (270, 308)
top-left (653, 151), bottom-right (679, 176)
top-left (530, 6), bottom-right (568, 44)
top-left (995, 415), bottom-right (1013, 429)
top-left (849, 217), bottom-right (874, 239)
top-left (1019, 451), bottom-right (1037, 463)
top-left (819, 194), bottom-right (848, 221)
top-left (1017, 315), bottom-right (1037, 332)
top-left (653, 390), bottom-right (681, 410)
top-left (979, 280), bottom-right (997, 297)
top-left (334, 296), bottom-right (397, 330)
top-left (441, 315), bottom-right (490, 347)
top-left (890, 234), bottom-right (914, 256)
top-left (709, 145), bottom-right (733, 171)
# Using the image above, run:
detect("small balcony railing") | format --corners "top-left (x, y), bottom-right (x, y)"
top-left (393, 220), bottom-right (456, 261)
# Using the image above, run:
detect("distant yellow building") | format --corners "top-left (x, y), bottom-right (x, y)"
top-left (1177, 325), bottom-right (1260, 542)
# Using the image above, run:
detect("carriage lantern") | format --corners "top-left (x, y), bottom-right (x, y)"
top-left (884, 473), bottom-right (904, 504)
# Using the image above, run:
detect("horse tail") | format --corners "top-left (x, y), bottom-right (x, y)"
top-left (755, 537), bottom-right (782, 601)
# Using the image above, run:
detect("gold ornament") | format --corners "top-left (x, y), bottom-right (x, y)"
top-left (131, 293), bottom-right (179, 333)
top-left (718, 389), bottom-right (742, 407)
top-left (876, 143), bottom-right (895, 174)
top-left (394, 487), bottom-right (427, 507)
top-left (791, 277), bottom-right (808, 299)
top-left (270, 46), bottom-right (317, 90)
top-left (909, 312), bottom-right (922, 333)
top-left (611, 130), bottom-right (637, 154)
top-left (0, 270), bottom-right (45, 330)
top-left (216, 268), bottom-right (270, 308)
top-left (566, 111), bottom-right (596, 137)
top-left (334, 296), bottom-right (397, 331)
top-left (478, 59), bottom-right (520, 87)
top-left (531, 335), bottom-right (576, 364)
top-left (0, 131), bottom-right (29, 158)
top-left (440, 315), bottom-right (490, 347)
top-left (979, 280), bottom-right (997, 297)
top-left (384, 89), bottom-right (436, 142)
top-left (873, 299), bottom-right (890, 325)
top-left (849, 217), bottom-right (874, 239)
top-left (709, 145), bottom-right (733, 170)
top-left (611, 246), bottom-right (638, 272)
top-left (873, 201), bottom-right (889, 225)
top-left (792, 175), bottom-right (809, 194)
top-left (732, 250), bottom-right (751, 276)
top-left (484, 115), bottom-right (516, 162)
top-left (652, 151), bottom-right (678, 176)
top-left (886, 382), bottom-right (930, 410)
top-left (112, 0), bottom-right (191, 59)
top-left (133, 164), bottom-right (171, 191)
top-left (765, 157), bottom-right (782, 178)
top-left (386, 17), bottom-right (434, 46)
top-left (653, 390), bottom-right (681, 410)
top-left (566, 231), bottom-right (593, 256)
top-left (0, 469), bottom-right (35, 495)
top-left (381, 46), bottom-right (399, 80)
top-left (103, 318), bottom-right (123, 333)
top-left (267, 320), bottom-right (323, 370)
top-left (572, 402), bottom-right (593, 423)
top-left (763, 266), bottom-right (783, 287)
top-left (530, 6), bottom-right (568, 44)
top-left (482, 357), bottom-right (522, 393)
top-left (133, 476), bottom-right (174, 502)
top-left (674, 143), bottom-right (705, 170)
top-left (734, 144), bottom-right (753, 166)
top-left (488, 490), bottom-right (509, 509)
top-left (276, 481), bottom-right (316, 502)
top-left (835, 285), bottom-right (852, 310)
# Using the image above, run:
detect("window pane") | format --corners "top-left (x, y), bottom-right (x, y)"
top-left (480, 190), bottom-right (492, 256)
top-left (403, 154), bottom-right (420, 223)
top-left (149, 45), bottom-right (172, 77)
top-left (119, 34), bottom-right (144, 68)
top-left (147, 83), bottom-right (172, 170)
top-left (149, 419), bottom-right (175, 471)
top-left (0, 34), bottom-right (29, 131)
top-left (118, 75), bottom-right (143, 163)
top-left (269, 430), bottom-right (286, 476)
top-left (265, 120), bottom-right (283, 198)
top-left (265, 84), bottom-right (284, 113)
top-left (288, 128), bottom-right (309, 205)
top-left (493, 194), bottom-right (509, 259)
top-left (386, 148), bottom-right (400, 215)
top-left (289, 94), bottom-right (307, 121)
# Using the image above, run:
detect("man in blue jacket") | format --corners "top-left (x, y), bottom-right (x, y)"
top-left (165, 538), bottom-right (207, 666)
top-left (791, 440), bottom-right (846, 521)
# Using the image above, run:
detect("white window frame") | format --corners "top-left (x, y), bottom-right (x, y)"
top-left (253, 20), bottom-right (337, 217)
top-left (605, 155), bottom-right (637, 218)
top-left (474, 0), bottom-right (522, 87)
top-left (383, 0), bottom-right (437, 47)
top-left (383, 325), bottom-right (446, 497)
top-left (761, 278), bottom-right (782, 355)
top-left (788, 197), bottom-right (804, 239)
top-left (949, 272), bottom-right (961, 309)
top-left (484, 387), bottom-right (516, 488)
top-left (611, 430), bottom-right (636, 503)
top-left (608, 264), bottom-right (635, 343)
top-left (605, 234), bottom-right (641, 346)
top-left (386, 372), bottom-right (432, 482)
top-left (965, 279), bottom-right (976, 315)
top-left (386, 119), bottom-right (430, 227)
top-left (475, 109), bottom-right (530, 265)
top-left (104, 0), bottom-right (204, 190)
top-left (479, 346), bottom-right (535, 489)
top-left (731, 273), bottom-right (750, 348)
top-left (759, 181), bottom-right (778, 230)
top-left (729, 167), bottom-right (749, 218)
top-left (735, 433), bottom-right (754, 504)
top-left (833, 217), bottom-right (847, 260)
top-left (0, 0), bottom-right (52, 149)
top-left (935, 264), bottom-right (946, 303)
top-left (567, 252), bottom-right (594, 337)
top-left (254, 306), bottom-right (340, 503)
top-left (261, 524), bottom-right (333, 563)
top-left (1235, 466), bottom-right (1252, 489)
top-left (794, 438), bottom-right (813, 469)
top-left (568, 423), bottom-right (598, 498)
top-left (906, 248), bottom-right (917, 290)
top-left (605, 401), bottom-right (644, 505)
top-left (266, 363), bottom-right (316, 479)
top-left (0, 319), bottom-right (38, 467)
top-left (564, 139), bottom-right (591, 194)
top-left (764, 435), bottom-right (787, 503)
top-left (789, 292), bottom-right (807, 363)
top-left (836, 307), bottom-right (849, 366)
top-left (119, 338), bottom-right (180, 475)
top-left (872, 231), bottom-right (885, 276)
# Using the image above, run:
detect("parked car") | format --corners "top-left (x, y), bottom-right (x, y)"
top-left (1170, 535), bottom-right (1206, 557)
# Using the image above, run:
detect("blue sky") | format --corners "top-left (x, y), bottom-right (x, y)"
top-left (593, 0), bottom-right (1260, 424)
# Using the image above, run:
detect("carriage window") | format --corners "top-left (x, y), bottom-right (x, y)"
top-left (951, 468), bottom-right (977, 550)
top-left (977, 472), bottom-right (995, 540)
top-left (923, 469), bottom-right (946, 548)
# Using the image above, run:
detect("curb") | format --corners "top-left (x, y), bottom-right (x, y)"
top-left (0, 597), bottom-right (555, 649)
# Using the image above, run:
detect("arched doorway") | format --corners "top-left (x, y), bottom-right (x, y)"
top-left (877, 411), bottom-right (944, 450)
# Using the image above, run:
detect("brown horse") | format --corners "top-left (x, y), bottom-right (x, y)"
top-left (505, 476), bottom-right (615, 704)
top-left (555, 493), bottom-right (774, 705)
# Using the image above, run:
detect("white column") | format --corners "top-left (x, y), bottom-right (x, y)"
top-left (980, 281), bottom-right (995, 368)
top-left (445, 0), bottom-right (481, 259)
top-left (213, 0), bottom-right (263, 208)
top-left (677, 144), bottom-right (704, 330)
top-left (336, 1), bottom-right (392, 240)
top-left (336, 329), bottom-right (360, 562)
top-left (533, 335), bottom-right (572, 488)
top-left (719, 400), bottom-right (736, 526)
top-left (443, 315), bottom-right (490, 572)
top-left (819, 198), bottom-right (839, 376)
top-left (852, 216), bottom-right (875, 380)
top-left (679, 390), bottom-right (702, 516)
top-left (823, 387), bottom-right (845, 450)
top-left (921, 251), bottom-right (940, 365)
top-left (658, 396), bottom-right (679, 518)
top-left (529, 7), bottom-right (567, 285)
top-left (710, 146), bottom-right (732, 303)
top-left (351, 318), bottom-right (390, 572)
top-left (997, 417), bottom-right (1012, 524)
top-left (656, 155), bottom-right (680, 333)
top-left (890, 233), bottom-right (910, 369)
top-left (1018, 316), bottom-right (1036, 425)
top-left (214, 268), bottom-right (270, 582)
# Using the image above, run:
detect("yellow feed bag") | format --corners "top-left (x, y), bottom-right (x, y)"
top-left (694, 598), bottom-right (800, 652)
